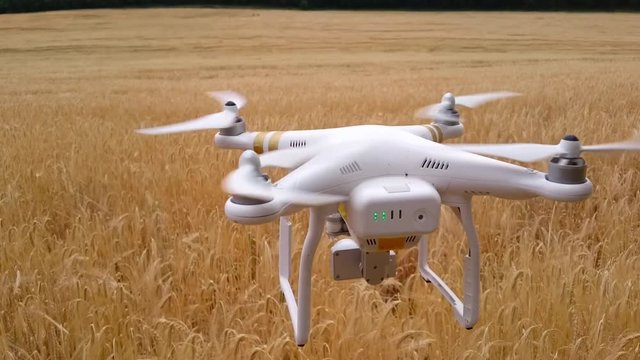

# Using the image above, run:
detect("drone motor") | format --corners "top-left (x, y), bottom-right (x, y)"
top-left (219, 115), bottom-right (247, 136)
top-left (546, 135), bottom-right (587, 184)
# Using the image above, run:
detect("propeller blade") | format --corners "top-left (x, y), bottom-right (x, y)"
top-left (451, 143), bottom-right (561, 162)
top-left (454, 91), bottom-right (521, 108)
top-left (136, 111), bottom-right (236, 135)
top-left (583, 138), bottom-right (640, 153)
top-left (223, 150), bottom-right (347, 206)
top-left (223, 165), bottom-right (273, 202)
top-left (136, 90), bottom-right (246, 135)
top-left (415, 90), bottom-right (520, 122)
top-left (453, 136), bottom-right (640, 162)
top-left (415, 104), bottom-right (460, 122)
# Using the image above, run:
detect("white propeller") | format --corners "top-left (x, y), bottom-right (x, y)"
top-left (453, 135), bottom-right (640, 162)
top-left (223, 150), bottom-right (347, 206)
top-left (416, 91), bottom-right (521, 123)
top-left (136, 91), bottom-right (247, 135)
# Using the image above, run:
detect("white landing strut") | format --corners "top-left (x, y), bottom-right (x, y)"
top-left (279, 207), bottom-right (331, 346)
top-left (419, 199), bottom-right (481, 329)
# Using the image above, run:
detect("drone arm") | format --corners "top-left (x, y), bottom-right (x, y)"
top-left (419, 198), bottom-right (480, 329)
top-left (279, 206), bottom-right (332, 346)
top-left (395, 123), bottom-right (464, 143)
top-left (214, 131), bottom-right (257, 150)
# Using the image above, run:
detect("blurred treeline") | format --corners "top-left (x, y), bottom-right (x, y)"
top-left (1, 0), bottom-right (639, 13)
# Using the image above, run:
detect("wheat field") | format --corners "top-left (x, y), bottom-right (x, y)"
top-left (1, 8), bottom-right (640, 359)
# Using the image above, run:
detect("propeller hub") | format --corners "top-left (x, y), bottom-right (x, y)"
top-left (441, 92), bottom-right (455, 110)
top-left (239, 150), bottom-right (261, 169)
top-left (224, 102), bottom-right (239, 114)
top-left (558, 137), bottom-right (582, 158)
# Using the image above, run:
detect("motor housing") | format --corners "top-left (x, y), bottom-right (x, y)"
top-left (546, 135), bottom-right (587, 184)
top-left (219, 116), bottom-right (246, 136)
top-left (546, 156), bottom-right (587, 184)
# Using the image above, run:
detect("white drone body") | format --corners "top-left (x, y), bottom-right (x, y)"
top-left (137, 91), bottom-right (640, 346)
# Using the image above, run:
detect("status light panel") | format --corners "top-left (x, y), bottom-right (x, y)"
top-left (372, 210), bottom-right (401, 222)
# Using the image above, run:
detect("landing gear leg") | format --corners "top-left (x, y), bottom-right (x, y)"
top-left (418, 198), bottom-right (480, 329)
top-left (278, 207), bottom-right (332, 346)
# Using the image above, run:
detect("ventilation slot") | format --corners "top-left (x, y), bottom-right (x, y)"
top-left (405, 235), bottom-right (418, 244)
top-left (365, 238), bottom-right (377, 246)
top-left (464, 190), bottom-right (490, 196)
top-left (339, 161), bottom-right (362, 175)
top-left (289, 139), bottom-right (307, 148)
top-left (421, 157), bottom-right (449, 170)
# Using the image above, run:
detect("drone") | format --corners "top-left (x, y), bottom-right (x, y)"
top-left (137, 91), bottom-right (640, 346)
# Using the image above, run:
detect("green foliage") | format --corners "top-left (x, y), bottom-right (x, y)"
top-left (0, 0), bottom-right (638, 14)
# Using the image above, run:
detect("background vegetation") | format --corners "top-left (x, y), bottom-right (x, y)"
top-left (1, 8), bottom-right (639, 359)
top-left (1, 0), bottom-right (640, 13)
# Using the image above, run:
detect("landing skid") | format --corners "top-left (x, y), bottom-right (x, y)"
top-left (277, 199), bottom-right (480, 346)
top-left (418, 199), bottom-right (480, 329)
top-left (278, 207), bottom-right (332, 346)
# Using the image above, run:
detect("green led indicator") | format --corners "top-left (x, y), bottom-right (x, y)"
top-left (382, 211), bottom-right (387, 221)
top-left (373, 212), bottom-right (378, 221)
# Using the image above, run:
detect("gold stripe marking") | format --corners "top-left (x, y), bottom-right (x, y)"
top-left (268, 131), bottom-right (284, 152)
top-left (253, 132), bottom-right (267, 154)
top-left (423, 124), bottom-right (438, 142)
top-left (432, 124), bottom-right (444, 143)
top-left (422, 125), bottom-right (436, 141)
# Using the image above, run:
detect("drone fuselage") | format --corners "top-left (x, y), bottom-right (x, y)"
top-left (225, 136), bottom-right (593, 225)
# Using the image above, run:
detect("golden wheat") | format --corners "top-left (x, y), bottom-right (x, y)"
top-left (0, 8), bottom-right (639, 359)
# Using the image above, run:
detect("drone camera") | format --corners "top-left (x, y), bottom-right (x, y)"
top-left (331, 238), bottom-right (396, 285)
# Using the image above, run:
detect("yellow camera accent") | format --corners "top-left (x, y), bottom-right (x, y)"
top-left (377, 237), bottom-right (405, 251)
